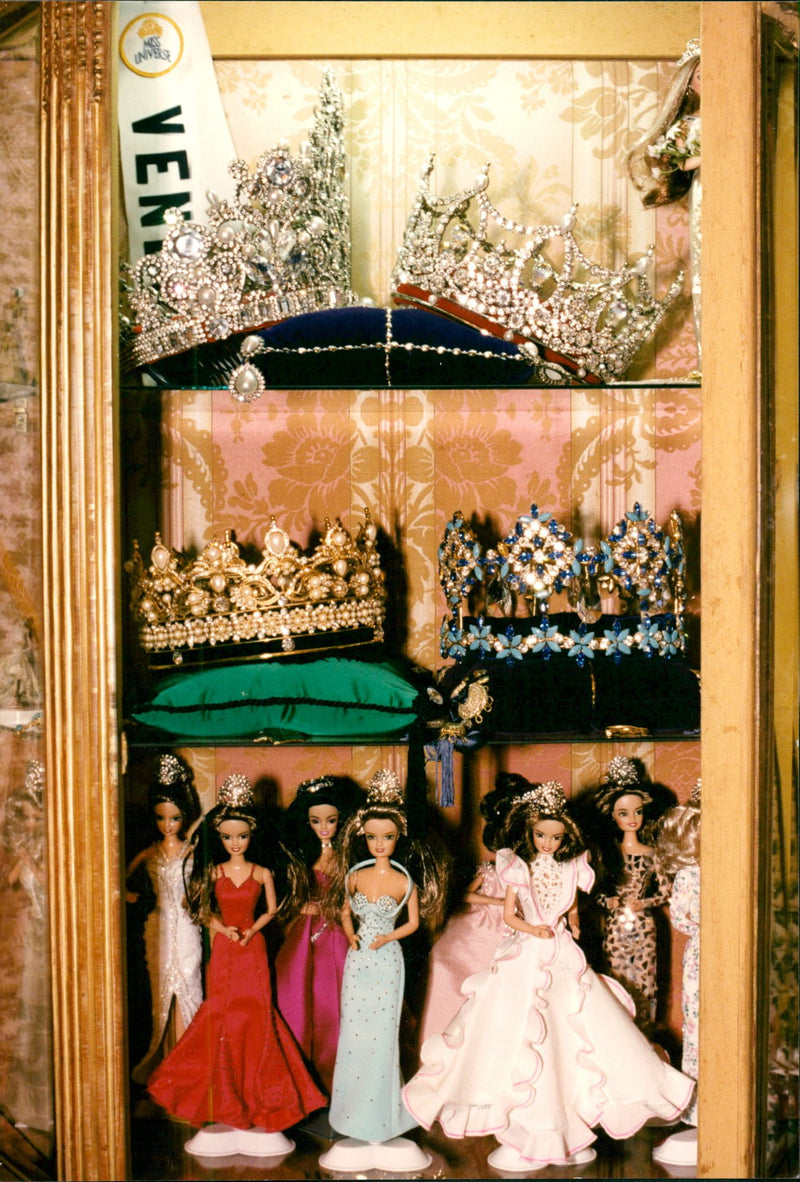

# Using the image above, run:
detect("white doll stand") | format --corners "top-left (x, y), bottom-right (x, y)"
top-left (184, 1124), bottom-right (294, 1159)
top-left (652, 1127), bottom-right (698, 1167)
top-left (319, 1136), bottom-right (432, 1172)
top-left (487, 1143), bottom-right (597, 1172)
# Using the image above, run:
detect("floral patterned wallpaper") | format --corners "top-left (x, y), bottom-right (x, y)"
top-left (123, 55), bottom-right (703, 1042)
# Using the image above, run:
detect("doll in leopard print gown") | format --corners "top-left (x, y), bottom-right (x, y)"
top-left (589, 757), bottom-right (671, 1029)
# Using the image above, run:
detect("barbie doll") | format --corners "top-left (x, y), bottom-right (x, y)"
top-left (274, 775), bottom-right (361, 1094)
top-left (403, 779), bottom-right (693, 1171)
top-left (590, 755), bottom-right (671, 1027)
top-left (627, 38), bottom-right (702, 363)
top-left (147, 774), bottom-right (325, 1137)
top-left (655, 781), bottom-right (700, 1129)
top-left (319, 769), bottom-right (444, 1170)
top-left (126, 753), bottom-right (202, 1082)
top-left (417, 772), bottom-right (528, 1047)
top-left (3, 760), bottom-right (53, 1131)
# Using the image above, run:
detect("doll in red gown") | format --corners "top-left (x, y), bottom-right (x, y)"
top-left (148, 774), bottom-right (325, 1134)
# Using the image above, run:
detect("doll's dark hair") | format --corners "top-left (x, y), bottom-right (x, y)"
top-left (627, 45), bottom-right (700, 207)
top-left (281, 776), bottom-right (364, 919)
top-left (499, 782), bottom-right (585, 864)
top-left (480, 772), bottom-right (534, 852)
top-left (323, 770), bottom-right (447, 923)
top-left (147, 753), bottom-right (200, 841)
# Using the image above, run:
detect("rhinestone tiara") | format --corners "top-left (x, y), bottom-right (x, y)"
top-left (124, 70), bottom-right (360, 368)
top-left (392, 156), bottom-right (683, 384)
top-left (439, 503), bottom-right (686, 664)
top-left (217, 773), bottom-right (255, 810)
top-left (125, 510), bottom-right (385, 665)
top-left (366, 768), bottom-right (404, 807)
top-left (518, 780), bottom-right (568, 817)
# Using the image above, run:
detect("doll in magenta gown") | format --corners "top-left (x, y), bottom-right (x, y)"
top-left (147, 774), bottom-right (325, 1133)
top-left (274, 776), bottom-right (362, 1094)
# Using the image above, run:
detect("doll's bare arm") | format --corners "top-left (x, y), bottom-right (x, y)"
top-left (463, 868), bottom-right (504, 907)
top-left (503, 884), bottom-right (553, 939)
top-left (240, 866), bottom-right (278, 945)
top-left (341, 895), bottom-right (358, 950)
top-left (369, 885), bottom-right (419, 950)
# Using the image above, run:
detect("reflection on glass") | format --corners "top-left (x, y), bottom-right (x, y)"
top-left (0, 6), bottom-right (51, 1170)
top-left (759, 11), bottom-right (799, 1178)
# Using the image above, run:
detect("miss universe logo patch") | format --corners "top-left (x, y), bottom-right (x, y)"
top-left (120, 12), bottom-right (184, 78)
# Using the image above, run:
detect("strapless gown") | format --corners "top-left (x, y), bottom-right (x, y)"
top-left (148, 869), bottom-right (325, 1130)
top-left (274, 868), bottom-right (348, 1094)
top-left (328, 858), bottom-right (416, 1140)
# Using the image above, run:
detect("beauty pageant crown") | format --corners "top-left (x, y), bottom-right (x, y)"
top-left (392, 156), bottom-right (683, 384)
top-left (367, 768), bottom-right (404, 806)
top-left (124, 70), bottom-right (360, 368)
top-left (439, 503), bottom-right (686, 664)
top-left (125, 510), bottom-right (385, 665)
top-left (157, 752), bottom-right (189, 786)
top-left (594, 756), bottom-right (653, 811)
top-left (519, 780), bottom-right (568, 818)
top-left (217, 773), bottom-right (255, 810)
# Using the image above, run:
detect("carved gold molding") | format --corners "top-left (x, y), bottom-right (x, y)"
top-left (40, 4), bottom-right (126, 1179)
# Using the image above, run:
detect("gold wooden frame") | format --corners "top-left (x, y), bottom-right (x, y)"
top-left (37, 3), bottom-right (767, 1178)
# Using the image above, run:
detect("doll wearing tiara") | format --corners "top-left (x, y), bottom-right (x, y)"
top-left (416, 773), bottom-right (528, 1047)
top-left (147, 774), bottom-right (325, 1141)
top-left (588, 756), bottom-right (671, 1029)
top-left (126, 754), bottom-right (203, 1082)
top-left (319, 769), bottom-right (445, 1172)
top-left (274, 775), bottom-right (361, 1094)
top-left (403, 778), bottom-right (693, 1172)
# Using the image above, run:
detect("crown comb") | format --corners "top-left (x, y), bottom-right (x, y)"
top-left (217, 774), bottom-right (255, 810)
top-left (518, 780), bottom-right (568, 817)
top-left (124, 70), bottom-right (360, 369)
top-left (393, 156), bottom-right (683, 384)
top-left (439, 503), bottom-right (686, 664)
top-left (125, 510), bottom-right (385, 666)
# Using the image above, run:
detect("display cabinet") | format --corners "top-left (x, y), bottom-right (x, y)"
top-left (4, 2), bottom-right (795, 1179)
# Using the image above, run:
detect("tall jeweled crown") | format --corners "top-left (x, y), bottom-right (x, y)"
top-left (125, 70), bottom-right (359, 368)
top-left (439, 503), bottom-right (686, 664)
top-left (125, 510), bottom-right (385, 665)
top-left (392, 157), bottom-right (683, 384)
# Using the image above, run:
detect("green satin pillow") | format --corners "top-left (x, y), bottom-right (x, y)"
top-left (130, 656), bottom-right (423, 741)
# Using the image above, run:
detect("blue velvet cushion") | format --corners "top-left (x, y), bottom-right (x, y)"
top-left (136, 306), bottom-right (535, 388)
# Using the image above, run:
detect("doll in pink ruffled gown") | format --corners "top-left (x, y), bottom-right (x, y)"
top-left (417, 773), bottom-right (529, 1047)
top-left (403, 779), bottom-right (694, 1172)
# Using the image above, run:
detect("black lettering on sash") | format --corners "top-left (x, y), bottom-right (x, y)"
top-left (135, 151), bottom-right (190, 185)
top-left (131, 106), bottom-right (185, 135)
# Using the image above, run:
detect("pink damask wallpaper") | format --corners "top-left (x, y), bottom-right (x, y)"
top-left (124, 56), bottom-right (702, 1042)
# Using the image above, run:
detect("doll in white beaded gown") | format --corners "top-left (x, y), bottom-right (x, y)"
top-left (126, 753), bottom-right (203, 1082)
top-left (403, 780), bottom-right (694, 1172)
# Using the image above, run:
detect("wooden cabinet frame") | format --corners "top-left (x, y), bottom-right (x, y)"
top-left (36, 3), bottom-right (766, 1177)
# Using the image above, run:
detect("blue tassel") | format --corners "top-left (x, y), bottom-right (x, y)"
top-left (424, 737), bottom-right (456, 807)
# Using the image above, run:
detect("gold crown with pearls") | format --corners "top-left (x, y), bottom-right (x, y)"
top-left (124, 70), bottom-right (360, 368)
top-left (126, 510), bottom-right (385, 665)
top-left (393, 156), bottom-right (683, 383)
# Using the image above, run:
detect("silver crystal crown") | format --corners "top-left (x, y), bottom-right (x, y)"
top-left (392, 156), bottom-right (683, 383)
top-left (519, 780), bottom-right (568, 817)
top-left (126, 70), bottom-right (359, 367)
top-left (217, 774), bottom-right (254, 810)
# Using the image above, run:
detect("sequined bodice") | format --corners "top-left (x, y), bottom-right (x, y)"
top-left (348, 859), bottom-right (413, 947)
top-left (150, 844), bottom-right (191, 911)
top-left (530, 855), bottom-right (564, 923)
top-left (619, 851), bottom-right (657, 902)
top-left (214, 870), bottom-right (261, 930)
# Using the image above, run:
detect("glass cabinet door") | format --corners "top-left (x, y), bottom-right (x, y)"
top-left (0, 4), bottom-right (53, 1176)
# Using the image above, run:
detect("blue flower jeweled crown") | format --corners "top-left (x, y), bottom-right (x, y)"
top-left (438, 504), bottom-right (686, 664)
top-left (125, 70), bottom-right (360, 370)
top-left (392, 156), bottom-right (684, 384)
